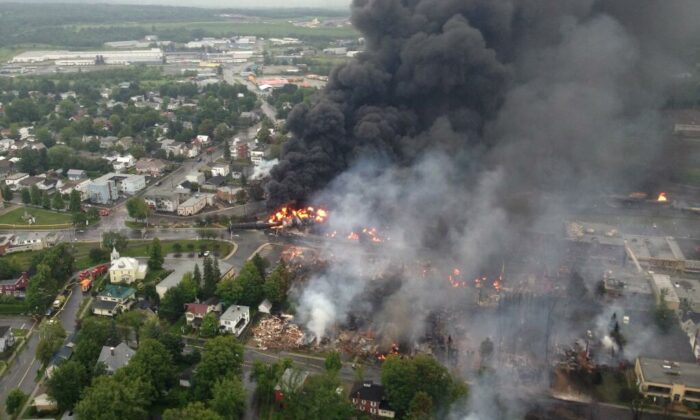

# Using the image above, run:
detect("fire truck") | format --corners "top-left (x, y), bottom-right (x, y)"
top-left (79, 264), bottom-right (109, 292)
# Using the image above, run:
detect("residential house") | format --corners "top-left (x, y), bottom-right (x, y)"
top-left (66, 169), bottom-right (87, 181)
top-left (18, 176), bottom-right (42, 190)
top-left (92, 284), bottom-right (137, 316)
top-left (251, 146), bottom-right (271, 165)
top-left (37, 177), bottom-right (59, 192)
top-left (31, 394), bottom-right (58, 413)
top-left (350, 381), bottom-right (396, 418)
top-left (240, 111), bottom-right (260, 123)
top-left (9, 232), bottom-right (58, 253)
top-left (219, 305), bottom-right (250, 336)
top-left (184, 301), bottom-right (223, 328)
top-left (274, 368), bottom-right (310, 404)
top-left (45, 333), bottom-right (76, 379)
top-left (196, 135), bottom-right (210, 144)
top-left (0, 272), bottom-right (29, 297)
top-left (635, 357), bottom-right (700, 404)
top-left (185, 171), bottom-right (205, 184)
top-left (0, 326), bottom-right (15, 352)
top-left (232, 142), bottom-right (249, 160)
top-left (0, 138), bottom-right (15, 152)
top-left (145, 194), bottom-right (179, 213)
top-left (259, 299), bottom-right (272, 314)
top-left (113, 154), bottom-right (136, 172)
top-left (177, 193), bottom-right (215, 216)
top-left (109, 248), bottom-right (147, 284)
top-left (186, 142), bottom-right (201, 158)
top-left (160, 139), bottom-right (185, 156)
top-left (211, 162), bottom-right (230, 177)
top-left (87, 173), bottom-right (146, 203)
top-left (97, 342), bottom-right (135, 374)
top-left (4, 173), bottom-right (28, 190)
top-left (116, 136), bottom-right (134, 149)
top-left (134, 158), bottom-right (167, 177)
top-left (0, 235), bottom-right (12, 255)
top-left (99, 136), bottom-right (118, 149)
top-left (156, 260), bottom-right (233, 298)
top-left (231, 163), bottom-right (254, 179)
top-left (217, 186), bottom-right (242, 204)
top-left (203, 176), bottom-right (227, 190)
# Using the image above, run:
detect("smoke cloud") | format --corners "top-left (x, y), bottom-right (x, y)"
top-left (266, 0), bottom-right (700, 418)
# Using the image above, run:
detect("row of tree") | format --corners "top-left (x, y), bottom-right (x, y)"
top-left (216, 255), bottom-right (289, 309)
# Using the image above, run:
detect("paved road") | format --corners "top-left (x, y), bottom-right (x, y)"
top-left (0, 277), bottom-right (86, 412)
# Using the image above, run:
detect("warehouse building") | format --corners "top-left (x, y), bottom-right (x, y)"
top-left (11, 49), bottom-right (163, 65)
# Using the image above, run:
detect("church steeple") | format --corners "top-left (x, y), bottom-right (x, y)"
top-left (110, 247), bottom-right (120, 262)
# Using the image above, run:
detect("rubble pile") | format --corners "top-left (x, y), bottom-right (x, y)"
top-left (252, 316), bottom-right (305, 350)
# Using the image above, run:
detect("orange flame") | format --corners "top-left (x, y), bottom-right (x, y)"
top-left (657, 192), bottom-right (668, 202)
top-left (267, 206), bottom-right (329, 224)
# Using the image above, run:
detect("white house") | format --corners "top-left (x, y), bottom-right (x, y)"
top-left (0, 139), bottom-right (15, 152)
top-left (219, 305), bottom-right (250, 336)
top-left (185, 171), bottom-right (205, 184)
top-left (113, 154), bottom-right (136, 172)
top-left (196, 135), bottom-right (210, 144)
top-left (119, 174), bottom-right (146, 195)
top-left (211, 162), bottom-right (230, 177)
top-left (5, 173), bottom-right (28, 190)
top-left (109, 248), bottom-right (147, 284)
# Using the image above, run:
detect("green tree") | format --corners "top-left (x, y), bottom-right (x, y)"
top-left (26, 263), bottom-right (58, 315)
top-left (251, 359), bottom-right (292, 410)
top-left (324, 351), bottom-right (342, 374)
top-left (194, 335), bottom-right (244, 399)
top-left (52, 192), bottom-right (65, 210)
top-left (36, 320), bottom-right (67, 366)
top-left (21, 188), bottom-right (31, 205)
top-left (115, 310), bottom-right (147, 346)
top-left (223, 140), bottom-right (231, 160)
top-left (89, 247), bottom-right (109, 264)
top-left (2, 184), bottom-right (13, 201)
top-left (148, 237), bottom-right (164, 270)
top-left (74, 372), bottom-right (150, 420)
top-left (407, 391), bottom-right (434, 420)
top-left (159, 274), bottom-right (198, 322)
top-left (213, 123), bottom-right (231, 143)
top-left (381, 354), bottom-right (467, 417)
top-left (263, 263), bottom-right (289, 306)
top-left (102, 231), bottom-right (127, 252)
top-left (36, 127), bottom-right (53, 146)
top-left (5, 388), bottom-right (27, 416)
top-left (173, 243), bottom-right (183, 256)
top-left (193, 263), bottom-right (202, 287)
top-left (126, 197), bottom-right (150, 222)
top-left (47, 360), bottom-right (89, 412)
top-left (199, 312), bottom-right (219, 338)
top-left (216, 260), bottom-right (264, 307)
top-left (251, 254), bottom-right (268, 278)
top-left (202, 256), bottom-right (216, 299)
top-left (73, 317), bottom-right (114, 369)
top-left (30, 184), bottom-right (42, 206)
top-left (163, 402), bottom-right (222, 420)
top-left (69, 189), bottom-right (82, 212)
top-left (42, 191), bottom-right (51, 209)
top-left (125, 338), bottom-right (176, 398)
top-left (209, 375), bottom-right (246, 420)
top-left (284, 373), bottom-right (354, 420)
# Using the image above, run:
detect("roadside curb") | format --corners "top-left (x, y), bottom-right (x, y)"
top-left (247, 243), bottom-right (272, 261)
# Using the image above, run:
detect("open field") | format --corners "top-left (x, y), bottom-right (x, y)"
top-left (69, 20), bottom-right (358, 39)
top-left (0, 207), bottom-right (72, 228)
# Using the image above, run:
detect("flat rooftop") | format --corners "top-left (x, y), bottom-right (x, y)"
top-left (638, 357), bottom-right (700, 388)
top-left (625, 235), bottom-right (685, 261)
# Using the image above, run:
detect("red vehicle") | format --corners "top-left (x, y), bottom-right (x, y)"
top-left (91, 264), bottom-right (108, 277)
top-left (99, 208), bottom-right (110, 217)
top-left (80, 278), bottom-right (92, 293)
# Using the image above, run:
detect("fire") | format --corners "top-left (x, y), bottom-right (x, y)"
top-left (376, 343), bottom-right (401, 362)
top-left (447, 268), bottom-right (503, 292)
top-left (657, 192), bottom-right (668, 202)
top-left (347, 232), bottom-right (360, 241)
top-left (267, 206), bottom-right (329, 225)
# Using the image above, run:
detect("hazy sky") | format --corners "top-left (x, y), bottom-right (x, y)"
top-left (22, 0), bottom-right (353, 9)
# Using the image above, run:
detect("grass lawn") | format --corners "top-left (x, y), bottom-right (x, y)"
top-left (0, 239), bottom-right (234, 272)
top-left (70, 19), bottom-right (358, 39)
top-left (0, 207), bottom-right (72, 227)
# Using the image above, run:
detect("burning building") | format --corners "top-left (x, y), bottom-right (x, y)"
top-left (263, 0), bottom-right (700, 417)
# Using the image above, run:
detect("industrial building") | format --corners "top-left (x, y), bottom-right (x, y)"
top-left (85, 173), bottom-right (146, 204)
top-left (10, 49), bottom-right (164, 65)
top-left (636, 357), bottom-right (700, 404)
top-left (177, 193), bottom-right (215, 216)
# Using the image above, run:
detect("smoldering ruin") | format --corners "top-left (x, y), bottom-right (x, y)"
top-left (260, 0), bottom-right (700, 418)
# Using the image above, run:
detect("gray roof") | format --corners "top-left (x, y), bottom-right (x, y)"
top-left (0, 326), bottom-right (11, 337)
top-left (93, 300), bottom-right (119, 312)
top-left (157, 259), bottom-right (232, 295)
top-left (638, 357), bottom-right (700, 388)
top-left (220, 304), bottom-right (249, 322)
top-left (97, 342), bottom-right (134, 373)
